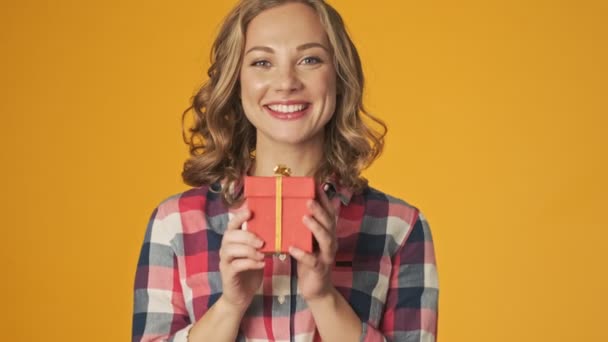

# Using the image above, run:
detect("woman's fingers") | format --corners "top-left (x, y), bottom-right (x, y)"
top-left (220, 241), bottom-right (266, 275)
top-left (220, 210), bottom-right (266, 272)
top-left (220, 243), bottom-right (265, 263)
top-left (318, 186), bottom-right (337, 218)
top-left (229, 258), bottom-right (266, 273)
top-left (227, 210), bottom-right (252, 230)
top-left (306, 200), bottom-right (334, 233)
top-left (223, 229), bottom-right (264, 248)
top-left (305, 191), bottom-right (338, 266)
top-left (302, 215), bottom-right (335, 264)
top-left (225, 210), bottom-right (264, 248)
top-left (289, 246), bottom-right (320, 269)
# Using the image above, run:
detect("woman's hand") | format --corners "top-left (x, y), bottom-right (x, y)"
top-left (288, 189), bottom-right (338, 301)
top-left (219, 210), bottom-right (265, 312)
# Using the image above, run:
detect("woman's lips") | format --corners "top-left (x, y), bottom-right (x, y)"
top-left (264, 103), bottom-right (311, 120)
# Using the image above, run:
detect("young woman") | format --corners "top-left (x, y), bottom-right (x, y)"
top-left (132, 1), bottom-right (439, 341)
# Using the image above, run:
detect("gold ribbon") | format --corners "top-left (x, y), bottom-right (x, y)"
top-left (273, 165), bottom-right (291, 253)
top-left (275, 174), bottom-right (282, 253)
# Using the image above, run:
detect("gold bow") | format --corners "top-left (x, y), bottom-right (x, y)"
top-left (273, 165), bottom-right (291, 253)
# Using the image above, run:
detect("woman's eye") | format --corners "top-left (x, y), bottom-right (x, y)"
top-left (251, 60), bottom-right (271, 67)
top-left (301, 56), bottom-right (322, 65)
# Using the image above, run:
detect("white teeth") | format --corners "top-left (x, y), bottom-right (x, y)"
top-left (268, 104), bottom-right (307, 113)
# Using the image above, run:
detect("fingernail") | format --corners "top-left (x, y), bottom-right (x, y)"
top-left (257, 252), bottom-right (265, 259)
top-left (256, 239), bottom-right (264, 247)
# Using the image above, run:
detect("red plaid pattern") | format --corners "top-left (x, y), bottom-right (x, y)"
top-left (133, 181), bottom-right (439, 341)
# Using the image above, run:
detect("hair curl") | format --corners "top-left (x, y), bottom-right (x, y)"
top-left (181, 0), bottom-right (387, 207)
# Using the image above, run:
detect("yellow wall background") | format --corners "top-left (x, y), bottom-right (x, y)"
top-left (1, 0), bottom-right (606, 340)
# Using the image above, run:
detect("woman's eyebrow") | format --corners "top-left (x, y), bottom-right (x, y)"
top-left (296, 42), bottom-right (329, 52)
top-left (245, 42), bottom-right (329, 55)
top-left (245, 46), bottom-right (274, 55)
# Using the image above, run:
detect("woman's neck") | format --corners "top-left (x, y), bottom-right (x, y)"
top-left (251, 135), bottom-right (324, 177)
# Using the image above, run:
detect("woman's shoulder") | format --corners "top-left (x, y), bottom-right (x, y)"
top-left (144, 183), bottom-right (230, 241)
top-left (355, 185), bottom-right (431, 248)
top-left (152, 183), bottom-right (223, 218)
top-left (358, 185), bottom-right (423, 220)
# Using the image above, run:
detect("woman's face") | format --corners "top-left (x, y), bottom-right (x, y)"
top-left (240, 2), bottom-right (337, 147)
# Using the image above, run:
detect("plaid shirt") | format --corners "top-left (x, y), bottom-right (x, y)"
top-left (133, 180), bottom-right (439, 342)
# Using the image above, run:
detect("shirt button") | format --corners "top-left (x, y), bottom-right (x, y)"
top-left (278, 295), bottom-right (285, 304)
top-left (278, 253), bottom-right (287, 261)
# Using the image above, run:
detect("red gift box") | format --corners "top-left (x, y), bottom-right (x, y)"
top-left (244, 175), bottom-right (315, 254)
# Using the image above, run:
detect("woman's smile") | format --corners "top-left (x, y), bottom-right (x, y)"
top-left (264, 101), bottom-right (312, 120)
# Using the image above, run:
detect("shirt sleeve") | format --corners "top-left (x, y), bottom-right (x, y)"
top-left (132, 205), bottom-right (193, 342)
top-left (361, 210), bottom-right (440, 342)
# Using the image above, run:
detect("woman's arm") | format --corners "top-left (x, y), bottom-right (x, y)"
top-left (132, 206), bottom-right (193, 341)
top-left (132, 206), bottom-right (263, 342)
top-left (185, 296), bottom-right (245, 341)
top-left (288, 193), bottom-right (363, 341)
top-left (305, 286), bottom-right (363, 341)
top-left (291, 202), bottom-right (439, 342)
top-left (189, 209), bottom-right (266, 342)
top-left (364, 210), bottom-right (440, 342)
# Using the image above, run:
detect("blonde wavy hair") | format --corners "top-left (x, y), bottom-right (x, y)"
top-left (181, 0), bottom-right (387, 207)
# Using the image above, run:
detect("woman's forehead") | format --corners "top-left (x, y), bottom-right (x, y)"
top-left (244, 3), bottom-right (329, 49)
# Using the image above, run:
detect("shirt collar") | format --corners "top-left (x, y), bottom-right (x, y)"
top-left (322, 175), bottom-right (353, 206)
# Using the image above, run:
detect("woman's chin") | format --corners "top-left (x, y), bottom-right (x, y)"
top-left (259, 131), bottom-right (321, 148)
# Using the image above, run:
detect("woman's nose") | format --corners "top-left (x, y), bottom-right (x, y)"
top-left (274, 66), bottom-right (303, 93)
